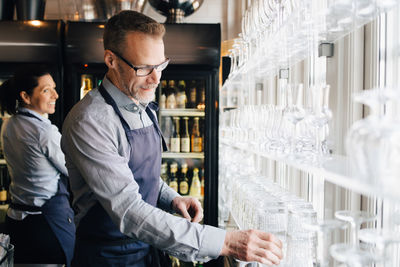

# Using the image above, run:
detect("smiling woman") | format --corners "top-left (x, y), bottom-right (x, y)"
top-left (19, 74), bottom-right (59, 115)
top-left (0, 66), bottom-right (75, 266)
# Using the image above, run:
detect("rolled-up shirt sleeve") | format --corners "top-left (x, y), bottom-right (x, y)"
top-left (62, 110), bottom-right (226, 262)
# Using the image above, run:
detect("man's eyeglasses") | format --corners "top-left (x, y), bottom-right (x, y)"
top-left (111, 50), bottom-right (170, 77)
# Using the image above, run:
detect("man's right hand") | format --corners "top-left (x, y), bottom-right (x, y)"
top-left (220, 230), bottom-right (283, 266)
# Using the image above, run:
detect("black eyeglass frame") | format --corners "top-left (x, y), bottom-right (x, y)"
top-left (111, 50), bottom-right (170, 77)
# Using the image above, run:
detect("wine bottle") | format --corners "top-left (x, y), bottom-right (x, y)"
top-left (0, 167), bottom-right (7, 205)
top-left (197, 82), bottom-right (205, 110)
top-left (80, 74), bottom-right (93, 99)
top-left (170, 117), bottom-right (181, 153)
top-left (168, 163), bottom-right (178, 192)
top-left (180, 117), bottom-right (190, 153)
top-left (177, 80), bottom-right (187, 108)
top-left (179, 164), bottom-right (189, 196)
top-left (188, 80), bottom-right (197, 108)
top-left (166, 80), bottom-right (177, 109)
top-left (160, 163), bottom-right (168, 183)
top-left (189, 168), bottom-right (201, 199)
top-left (191, 117), bottom-right (202, 152)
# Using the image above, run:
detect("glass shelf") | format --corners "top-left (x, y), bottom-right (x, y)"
top-left (220, 138), bottom-right (399, 202)
top-left (222, 1), bottom-right (400, 88)
top-left (162, 152), bottom-right (204, 159)
top-left (159, 109), bottom-right (205, 117)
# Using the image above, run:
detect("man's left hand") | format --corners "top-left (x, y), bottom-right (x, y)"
top-left (171, 196), bottom-right (203, 223)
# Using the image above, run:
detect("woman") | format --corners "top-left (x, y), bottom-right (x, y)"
top-left (0, 66), bottom-right (75, 266)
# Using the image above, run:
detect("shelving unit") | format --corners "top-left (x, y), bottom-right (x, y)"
top-left (162, 152), bottom-right (204, 159)
top-left (220, 138), bottom-right (398, 202)
top-left (159, 109), bottom-right (205, 117)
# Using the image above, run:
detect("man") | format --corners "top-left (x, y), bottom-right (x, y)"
top-left (61, 10), bottom-right (283, 266)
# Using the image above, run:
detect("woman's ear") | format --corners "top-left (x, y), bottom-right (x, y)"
top-left (20, 91), bottom-right (31, 106)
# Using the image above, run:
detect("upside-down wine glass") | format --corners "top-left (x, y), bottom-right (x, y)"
top-left (330, 210), bottom-right (377, 267)
top-left (303, 219), bottom-right (348, 267)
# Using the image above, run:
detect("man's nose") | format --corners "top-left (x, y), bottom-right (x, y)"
top-left (147, 68), bottom-right (161, 84)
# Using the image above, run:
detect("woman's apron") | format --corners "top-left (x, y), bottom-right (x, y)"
top-left (10, 111), bottom-right (75, 266)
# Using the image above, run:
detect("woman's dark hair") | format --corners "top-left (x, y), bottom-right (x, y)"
top-left (0, 66), bottom-right (51, 115)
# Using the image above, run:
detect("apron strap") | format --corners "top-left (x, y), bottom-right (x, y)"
top-left (145, 103), bottom-right (168, 152)
top-left (98, 84), bottom-right (168, 152)
top-left (16, 111), bottom-right (42, 121)
top-left (9, 202), bottom-right (42, 212)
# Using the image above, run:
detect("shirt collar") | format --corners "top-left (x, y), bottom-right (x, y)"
top-left (102, 76), bottom-right (145, 113)
top-left (17, 107), bottom-right (51, 124)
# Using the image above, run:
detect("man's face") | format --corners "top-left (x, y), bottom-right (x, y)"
top-left (115, 32), bottom-right (166, 104)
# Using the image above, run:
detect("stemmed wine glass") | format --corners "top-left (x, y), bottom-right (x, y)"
top-left (358, 209), bottom-right (400, 267)
top-left (309, 84), bottom-right (332, 164)
top-left (330, 210), bottom-right (377, 267)
top-left (283, 83), bottom-right (306, 158)
top-left (359, 228), bottom-right (400, 266)
top-left (346, 88), bottom-right (400, 191)
top-left (303, 219), bottom-right (348, 267)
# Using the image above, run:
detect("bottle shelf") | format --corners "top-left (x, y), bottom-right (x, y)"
top-left (220, 138), bottom-right (400, 202)
top-left (159, 109), bottom-right (205, 117)
top-left (162, 152), bottom-right (204, 159)
top-left (0, 159), bottom-right (5, 165)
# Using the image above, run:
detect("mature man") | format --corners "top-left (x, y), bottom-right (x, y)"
top-left (61, 10), bottom-right (282, 266)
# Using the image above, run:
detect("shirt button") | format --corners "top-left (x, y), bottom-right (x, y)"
top-left (133, 107), bottom-right (138, 111)
top-left (68, 218), bottom-right (72, 223)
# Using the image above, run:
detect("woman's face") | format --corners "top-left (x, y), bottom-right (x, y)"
top-left (22, 74), bottom-right (58, 115)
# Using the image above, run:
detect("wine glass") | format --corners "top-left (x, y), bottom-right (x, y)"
top-left (303, 219), bottom-right (348, 267)
top-left (330, 210), bottom-right (377, 267)
top-left (359, 228), bottom-right (400, 266)
top-left (346, 88), bottom-right (400, 191)
top-left (283, 83), bottom-right (306, 158)
top-left (309, 84), bottom-right (333, 164)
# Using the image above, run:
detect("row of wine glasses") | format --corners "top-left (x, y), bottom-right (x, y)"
top-left (219, 144), bottom-right (400, 266)
top-left (227, 0), bottom-right (399, 81)
top-left (218, 144), bottom-right (318, 266)
top-left (220, 83), bottom-right (332, 165)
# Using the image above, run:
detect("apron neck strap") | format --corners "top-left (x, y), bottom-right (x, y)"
top-left (16, 111), bottom-right (42, 121)
top-left (98, 84), bottom-right (168, 152)
top-left (145, 104), bottom-right (168, 152)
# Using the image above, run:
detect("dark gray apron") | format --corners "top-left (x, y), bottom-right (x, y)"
top-left (10, 111), bottom-right (75, 266)
top-left (72, 85), bottom-right (167, 267)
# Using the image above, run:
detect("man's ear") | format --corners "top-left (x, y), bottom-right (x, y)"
top-left (104, 50), bottom-right (116, 69)
top-left (20, 91), bottom-right (31, 105)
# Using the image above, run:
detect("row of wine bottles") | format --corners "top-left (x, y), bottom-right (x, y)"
top-left (161, 162), bottom-right (204, 199)
top-left (162, 116), bottom-right (204, 153)
top-left (160, 80), bottom-right (206, 110)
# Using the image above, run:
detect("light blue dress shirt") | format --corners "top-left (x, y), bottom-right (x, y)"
top-left (1, 107), bottom-right (68, 219)
top-left (61, 76), bottom-right (226, 262)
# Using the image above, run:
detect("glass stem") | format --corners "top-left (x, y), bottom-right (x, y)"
top-left (290, 122), bottom-right (297, 155)
top-left (352, 221), bottom-right (360, 249)
top-left (315, 126), bottom-right (322, 158)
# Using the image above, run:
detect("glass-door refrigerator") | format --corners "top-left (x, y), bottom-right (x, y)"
top-left (159, 23), bottom-right (221, 267)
